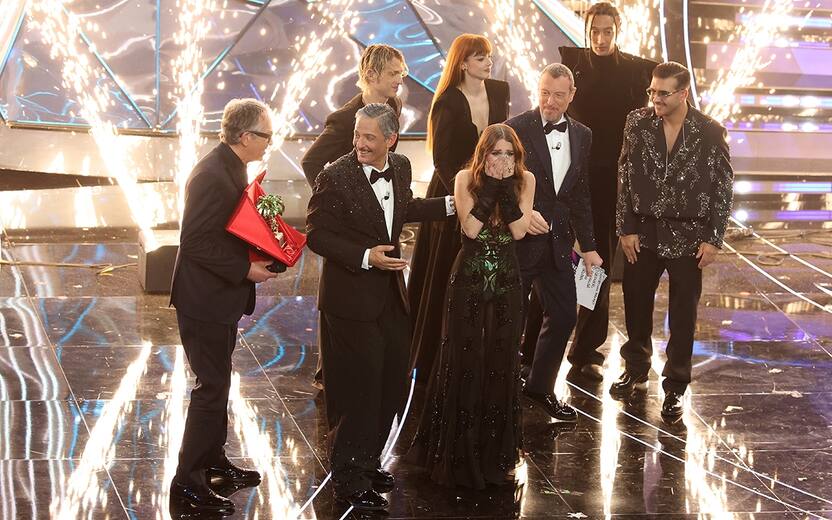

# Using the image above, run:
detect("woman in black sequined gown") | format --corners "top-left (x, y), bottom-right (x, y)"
top-left (407, 124), bottom-right (535, 489)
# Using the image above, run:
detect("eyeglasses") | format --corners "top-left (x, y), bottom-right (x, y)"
top-left (646, 88), bottom-right (683, 99)
top-left (245, 130), bottom-right (273, 143)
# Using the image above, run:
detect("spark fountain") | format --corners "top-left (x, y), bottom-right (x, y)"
top-left (27, 0), bottom-right (163, 250)
top-left (700, 0), bottom-right (794, 123)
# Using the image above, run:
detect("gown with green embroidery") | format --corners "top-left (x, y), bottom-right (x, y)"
top-left (407, 222), bottom-right (524, 489)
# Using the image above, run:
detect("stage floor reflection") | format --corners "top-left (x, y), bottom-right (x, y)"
top-left (0, 224), bottom-right (830, 520)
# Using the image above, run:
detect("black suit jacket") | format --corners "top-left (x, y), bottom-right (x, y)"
top-left (506, 110), bottom-right (596, 271)
top-left (427, 78), bottom-right (510, 196)
top-left (307, 151), bottom-right (448, 321)
top-left (170, 143), bottom-right (255, 324)
top-left (301, 94), bottom-right (402, 186)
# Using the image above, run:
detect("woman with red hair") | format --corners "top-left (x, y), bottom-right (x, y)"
top-left (408, 33), bottom-right (511, 382)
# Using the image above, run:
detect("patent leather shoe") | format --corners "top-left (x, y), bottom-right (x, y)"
top-left (609, 371), bottom-right (648, 397)
top-left (169, 481), bottom-right (234, 515)
top-left (336, 489), bottom-right (389, 511)
top-left (521, 387), bottom-right (578, 422)
top-left (661, 391), bottom-right (685, 419)
top-left (367, 468), bottom-right (395, 492)
top-left (206, 460), bottom-right (261, 487)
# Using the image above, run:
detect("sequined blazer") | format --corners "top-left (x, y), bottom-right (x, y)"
top-left (616, 105), bottom-right (734, 258)
top-left (306, 151), bottom-right (449, 321)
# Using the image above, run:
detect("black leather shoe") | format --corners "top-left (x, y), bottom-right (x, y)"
top-left (609, 371), bottom-right (648, 397)
top-left (522, 387), bottom-right (578, 422)
top-left (580, 363), bottom-right (604, 381)
top-left (169, 481), bottom-right (235, 515)
top-left (336, 489), bottom-right (389, 511)
top-left (366, 468), bottom-right (395, 492)
top-left (661, 391), bottom-right (685, 419)
top-left (206, 460), bottom-right (261, 487)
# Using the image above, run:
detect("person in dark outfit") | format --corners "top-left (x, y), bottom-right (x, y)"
top-left (169, 99), bottom-right (278, 515)
top-left (408, 34), bottom-right (510, 382)
top-left (306, 103), bottom-right (452, 511)
top-left (408, 124), bottom-right (535, 488)
top-left (522, 2), bottom-right (658, 382)
top-left (301, 44), bottom-right (407, 390)
top-left (507, 64), bottom-right (602, 422)
top-left (611, 62), bottom-right (733, 420)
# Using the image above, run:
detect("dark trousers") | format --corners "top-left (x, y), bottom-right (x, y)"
top-left (320, 282), bottom-right (411, 496)
top-left (621, 248), bottom-right (702, 393)
top-left (174, 311), bottom-right (237, 487)
top-left (519, 248), bottom-right (577, 395)
top-left (569, 188), bottom-right (618, 367)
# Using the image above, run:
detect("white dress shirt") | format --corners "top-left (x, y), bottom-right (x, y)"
top-left (542, 113), bottom-right (570, 195)
top-left (360, 157), bottom-right (455, 269)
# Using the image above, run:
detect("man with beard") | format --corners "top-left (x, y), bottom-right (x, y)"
top-left (612, 62), bottom-right (733, 420)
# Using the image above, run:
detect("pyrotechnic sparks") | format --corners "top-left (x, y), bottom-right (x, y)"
top-left (27, 0), bottom-right (161, 249)
top-left (172, 0), bottom-right (218, 218)
top-left (256, 0), bottom-right (359, 179)
top-left (701, 0), bottom-right (794, 123)
top-left (485, 0), bottom-right (548, 106)
top-left (612, 0), bottom-right (662, 60)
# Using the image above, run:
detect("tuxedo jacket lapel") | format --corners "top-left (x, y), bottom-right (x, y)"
top-left (528, 111), bottom-right (555, 187)
top-left (348, 157), bottom-right (389, 241)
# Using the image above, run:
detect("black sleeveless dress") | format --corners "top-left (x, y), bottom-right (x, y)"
top-left (408, 222), bottom-right (524, 489)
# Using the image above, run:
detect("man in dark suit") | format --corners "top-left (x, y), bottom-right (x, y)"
top-left (506, 64), bottom-right (603, 422)
top-left (169, 99), bottom-right (277, 514)
top-left (613, 62), bottom-right (733, 420)
top-left (301, 44), bottom-right (406, 390)
top-left (559, 1), bottom-right (657, 381)
top-left (306, 103), bottom-right (451, 511)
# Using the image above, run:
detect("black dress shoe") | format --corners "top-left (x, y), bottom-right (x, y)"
top-left (609, 371), bottom-right (648, 397)
top-left (336, 489), bottom-right (389, 511)
top-left (206, 460), bottom-right (261, 487)
top-left (169, 481), bottom-right (235, 515)
top-left (661, 391), bottom-right (685, 419)
top-left (521, 387), bottom-right (578, 422)
top-left (366, 468), bottom-right (395, 492)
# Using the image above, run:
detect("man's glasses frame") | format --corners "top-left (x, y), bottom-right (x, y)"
top-left (646, 88), bottom-right (684, 99)
top-left (244, 130), bottom-right (273, 143)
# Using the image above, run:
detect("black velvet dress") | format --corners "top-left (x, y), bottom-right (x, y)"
top-left (408, 222), bottom-right (524, 489)
top-left (408, 79), bottom-right (510, 382)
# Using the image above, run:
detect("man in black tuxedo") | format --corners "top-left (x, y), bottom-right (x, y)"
top-left (301, 44), bottom-right (406, 390)
top-left (306, 103), bottom-right (451, 511)
top-left (506, 64), bottom-right (603, 422)
top-left (169, 99), bottom-right (277, 514)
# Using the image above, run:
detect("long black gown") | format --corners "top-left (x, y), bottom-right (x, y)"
top-left (408, 79), bottom-right (510, 382)
top-left (408, 222), bottom-right (523, 489)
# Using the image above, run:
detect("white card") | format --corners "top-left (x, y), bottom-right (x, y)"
top-left (574, 258), bottom-right (607, 310)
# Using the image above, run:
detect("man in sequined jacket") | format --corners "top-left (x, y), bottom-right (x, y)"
top-left (611, 62), bottom-right (734, 421)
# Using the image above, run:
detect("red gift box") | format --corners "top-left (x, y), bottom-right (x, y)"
top-left (226, 171), bottom-right (306, 267)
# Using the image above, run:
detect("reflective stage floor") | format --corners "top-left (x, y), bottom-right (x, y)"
top-left (0, 223), bottom-right (830, 520)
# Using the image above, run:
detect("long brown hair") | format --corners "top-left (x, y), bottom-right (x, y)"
top-left (426, 34), bottom-right (493, 151)
top-left (467, 124), bottom-right (526, 223)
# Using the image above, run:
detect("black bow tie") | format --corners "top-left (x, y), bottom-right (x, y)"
top-left (370, 168), bottom-right (393, 184)
top-left (543, 120), bottom-right (568, 134)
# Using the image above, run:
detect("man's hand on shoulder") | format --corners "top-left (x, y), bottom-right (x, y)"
top-left (369, 245), bottom-right (408, 271)
top-left (247, 261), bottom-right (278, 283)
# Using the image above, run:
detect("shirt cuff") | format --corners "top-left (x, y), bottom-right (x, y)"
top-left (445, 195), bottom-right (456, 216)
top-left (362, 249), bottom-right (372, 270)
